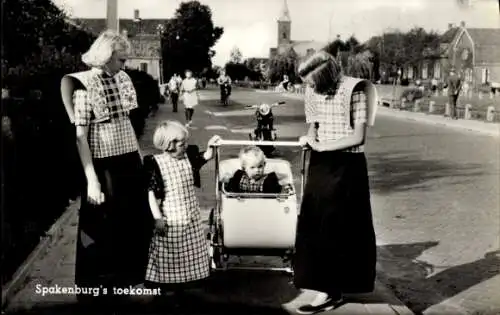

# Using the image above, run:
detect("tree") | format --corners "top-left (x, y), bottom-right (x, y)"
top-left (346, 51), bottom-right (373, 79)
top-left (161, 1), bottom-right (223, 78)
top-left (323, 38), bottom-right (346, 58)
top-left (345, 35), bottom-right (362, 53)
top-left (229, 46), bottom-right (243, 64)
top-left (268, 48), bottom-right (299, 83)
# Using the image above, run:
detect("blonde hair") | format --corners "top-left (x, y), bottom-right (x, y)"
top-left (82, 29), bottom-right (131, 68)
top-left (153, 120), bottom-right (189, 152)
top-left (239, 146), bottom-right (266, 168)
top-left (298, 51), bottom-right (342, 95)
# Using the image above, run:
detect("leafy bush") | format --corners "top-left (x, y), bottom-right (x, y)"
top-left (1, 0), bottom-right (97, 286)
top-left (125, 68), bottom-right (161, 137)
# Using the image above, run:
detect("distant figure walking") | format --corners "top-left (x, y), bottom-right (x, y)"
top-left (445, 68), bottom-right (462, 119)
top-left (168, 73), bottom-right (182, 112)
top-left (180, 70), bottom-right (199, 127)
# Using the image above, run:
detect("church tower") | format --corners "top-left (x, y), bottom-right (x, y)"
top-left (277, 0), bottom-right (291, 47)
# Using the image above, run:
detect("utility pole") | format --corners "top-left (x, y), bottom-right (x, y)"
top-left (106, 0), bottom-right (119, 32)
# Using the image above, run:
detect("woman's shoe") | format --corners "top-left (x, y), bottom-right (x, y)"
top-left (295, 297), bottom-right (344, 315)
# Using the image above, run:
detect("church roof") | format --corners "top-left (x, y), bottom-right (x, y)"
top-left (278, 0), bottom-right (291, 22)
top-left (291, 40), bottom-right (327, 57)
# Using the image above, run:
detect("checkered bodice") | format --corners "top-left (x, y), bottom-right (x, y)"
top-left (238, 172), bottom-right (267, 193)
top-left (85, 69), bottom-right (138, 123)
top-left (154, 153), bottom-right (200, 224)
top-left (304, 77), bottom-right (373, 153)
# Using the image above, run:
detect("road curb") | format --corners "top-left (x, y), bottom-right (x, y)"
top-left (1, 199), bottom-right (80, 309)
top-left (377, 108), bottom-right (500, 137)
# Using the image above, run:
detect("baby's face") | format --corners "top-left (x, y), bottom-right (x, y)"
top-left (243, 156), bottom-right (265, 180)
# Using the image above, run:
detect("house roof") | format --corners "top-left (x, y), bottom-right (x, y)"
top-left (72, 18), bottom-right (170, 37)
top-left (466, 28), bottom-right (500, 46)
top-left (464, 28), bottom-right (500, 64)
top-left (441, 27), bottom-right (460, 43)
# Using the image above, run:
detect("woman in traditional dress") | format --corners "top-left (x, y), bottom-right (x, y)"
top-left (291, 51), bottom-right (378, 314)
top-left (68, 30), bottom-right (152, 302)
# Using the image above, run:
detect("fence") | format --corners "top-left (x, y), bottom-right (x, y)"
top-left (383, 95), bottom-right (500, 123)
top-left (245, 81), bottom-right (500, 123)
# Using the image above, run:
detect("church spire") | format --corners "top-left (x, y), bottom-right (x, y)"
top-left (278, 0), bottom-right (291, 22)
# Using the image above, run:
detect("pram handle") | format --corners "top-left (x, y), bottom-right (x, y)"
top-left (214, 139), bottom-right (302, 147)
top-left (245, 101), bottom-right (286, 109)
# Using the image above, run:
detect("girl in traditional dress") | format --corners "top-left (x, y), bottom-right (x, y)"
top-left (291, 51), bottom-right (378, 314)
top-left (180, 70), bottom-right (199, 127)
top-left (70, 30), bottom-right (152, 302)
top-left (143, 120), bottom-right (220, 296)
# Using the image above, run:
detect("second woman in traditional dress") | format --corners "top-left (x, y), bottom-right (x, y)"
top-left (292, 51), bottom-right (378, 314)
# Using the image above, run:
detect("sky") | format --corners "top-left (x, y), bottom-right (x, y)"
top-left (52, 0), bottom-right (500, 66)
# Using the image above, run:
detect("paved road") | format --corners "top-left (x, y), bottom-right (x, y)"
top-left (198, 88), bottom-right (500, 315)
top-left (4, 87), bottom-right (408, 315)
top-left (5, 87), bottom-right (499, 315)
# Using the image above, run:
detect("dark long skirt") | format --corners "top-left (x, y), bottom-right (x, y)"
top-left (293, 151), bottom-right (376, 297)
top-left (75, 151), bottom-right (153, 294)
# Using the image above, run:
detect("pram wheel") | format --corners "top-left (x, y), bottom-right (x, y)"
top-left (208, 208), bottom-right (225, 271)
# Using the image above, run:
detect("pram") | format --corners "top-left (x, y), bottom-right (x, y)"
top-left (207, 139), bottom-right (307, 274)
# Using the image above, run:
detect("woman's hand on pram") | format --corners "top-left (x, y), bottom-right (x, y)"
top-left (299, 135), bottom-right (313, 147)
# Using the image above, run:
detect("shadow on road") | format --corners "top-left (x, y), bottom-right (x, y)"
top-left (4, 301), bottom-right (291, 315)
top-left (378, 242), bottom-right (500, 314)
top-left (367, 150), bottom-right (488, 194)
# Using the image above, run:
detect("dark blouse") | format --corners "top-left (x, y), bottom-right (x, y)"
top-left (225, 170), bottom-right (282, 193)
top-left (144, 145), bottom-right (207, 200)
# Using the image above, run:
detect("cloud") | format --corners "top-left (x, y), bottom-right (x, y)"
top-left (213, 21), bottom-right (273, 66)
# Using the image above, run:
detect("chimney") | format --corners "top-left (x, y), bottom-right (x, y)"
top-left (106, 0), bottom-right (119, 31)
top-left (448, 23), bottom-right (454, 29)
top-left (460, 21), bottom-right (466, 27)
top-left (134, 9), bottom-right (140, 21)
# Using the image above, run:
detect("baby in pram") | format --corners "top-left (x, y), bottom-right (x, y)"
top-left (225, 146), bottom-right (293, 194)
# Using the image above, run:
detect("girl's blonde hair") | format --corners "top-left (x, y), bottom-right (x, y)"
top-left (298, 51), bottom-right (342, 95)
top-left (239, 146), bottom-right (266, 168)
top-left (153, 120), bottom-right (189, 152)
top-left (82, 29), bottom-right (131, 68)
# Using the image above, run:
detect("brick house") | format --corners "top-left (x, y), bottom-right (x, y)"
top-left (450, 26), bottom-right (500, 88)
top-left (405, 22), bottom-right (500, 89)
top-left (72, 9), bottom-right (168, 83)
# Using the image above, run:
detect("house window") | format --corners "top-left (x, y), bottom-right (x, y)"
top-left (465, 68), bottom-right (473, 83)
top-left (481, 68), bottom-right (490, 84)
top-left (434, 62), bottom-right (441, 79)
top-left (408, 66), bottom-right (413, 79)
top-left (140, 62), bottom-right (148, 73)
top-left (422, 62), bottom-right (428, 79)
